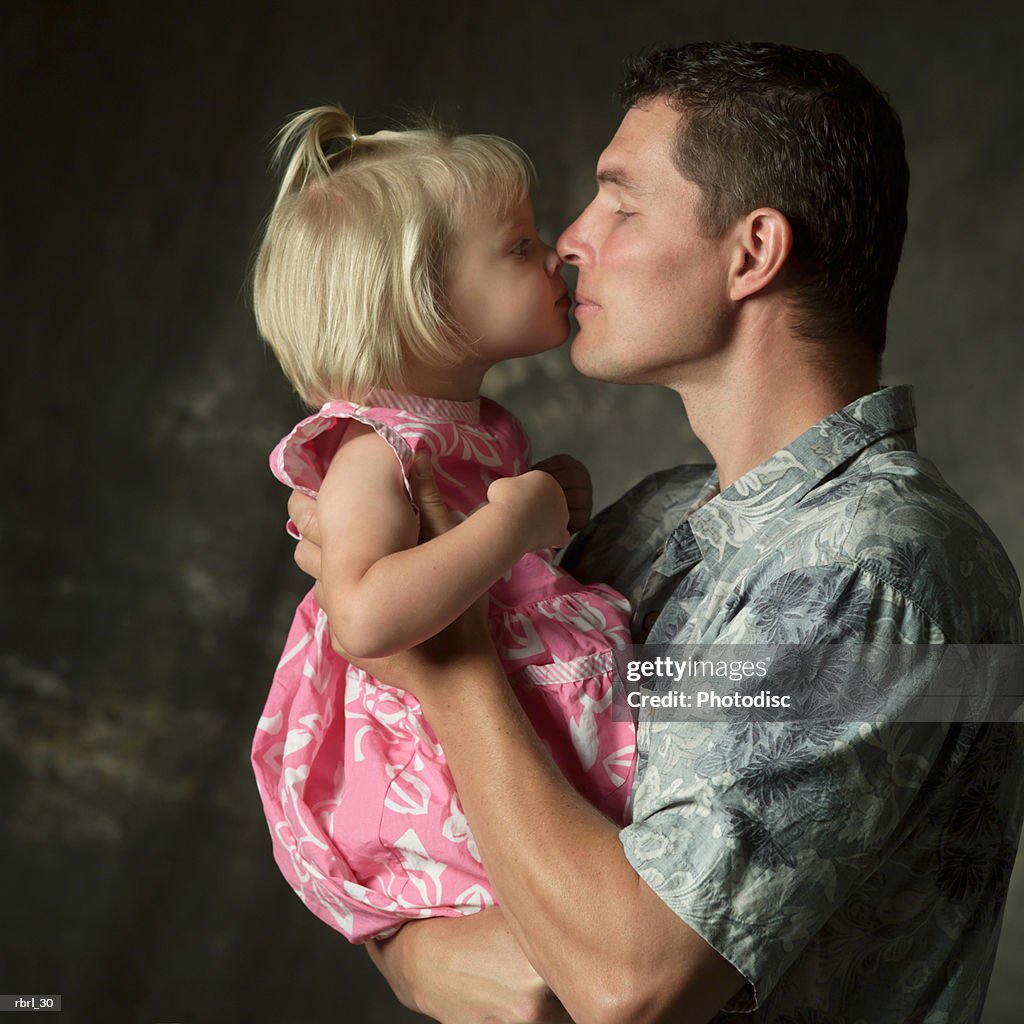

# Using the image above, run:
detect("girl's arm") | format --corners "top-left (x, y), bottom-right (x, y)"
top-left (316, 422), bottom-right (569, 659)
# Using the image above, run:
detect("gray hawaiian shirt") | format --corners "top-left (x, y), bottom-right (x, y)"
top-left (563, 386), bottom-right (1023, 1023)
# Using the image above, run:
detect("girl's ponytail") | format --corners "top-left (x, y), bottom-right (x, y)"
top-left (272, 105), bottom-right (359, 202)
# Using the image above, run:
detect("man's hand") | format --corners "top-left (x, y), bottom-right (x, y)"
top-left (368, 908), bottom-right (571, 1024)
top-left (288, 489), bottom-right (324, 579)
top-left (531, 454), bottom-right (592, 533)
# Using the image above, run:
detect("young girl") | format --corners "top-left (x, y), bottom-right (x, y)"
top-left (250, 105), bottom-right (636, 943)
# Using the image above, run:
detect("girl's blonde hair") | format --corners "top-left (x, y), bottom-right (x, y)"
top-left (252, 106), bottom-right (535, 406)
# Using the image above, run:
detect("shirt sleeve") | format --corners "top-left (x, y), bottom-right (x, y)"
top-left (620, 561), bottom-right (955, 1010)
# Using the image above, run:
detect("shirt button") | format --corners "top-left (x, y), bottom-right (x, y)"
top-left (638, 610), bottom-right (661, 641)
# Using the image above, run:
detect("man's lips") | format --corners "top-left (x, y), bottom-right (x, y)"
top-left (572, 290), bottom-right (601, 313)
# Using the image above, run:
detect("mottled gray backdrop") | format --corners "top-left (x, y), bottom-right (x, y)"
top-left (3, 2), bottom-right (1023, 1021)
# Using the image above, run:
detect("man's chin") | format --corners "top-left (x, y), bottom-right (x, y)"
top-left (571, 350), bottom-right (661, 391)
top-left (568, 335), bottom-right (597, 377)
top-left (570, 334), bottom-right (624, 384)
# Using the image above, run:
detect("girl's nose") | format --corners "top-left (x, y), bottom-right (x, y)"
top-left (543, 241), bottom-right (563, 275)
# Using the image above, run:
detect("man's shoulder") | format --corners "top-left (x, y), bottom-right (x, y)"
top-left (752, 447), bottom-right (1021, 641)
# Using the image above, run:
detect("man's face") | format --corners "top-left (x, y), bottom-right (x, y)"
top-left (557, 98), bottom-right (734, 387)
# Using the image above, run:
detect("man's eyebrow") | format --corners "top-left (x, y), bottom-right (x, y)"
top-left (596, 167), bottom-right (649, 192)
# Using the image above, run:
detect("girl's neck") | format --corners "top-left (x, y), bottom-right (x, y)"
top-left (400, 362), bottom-right (487, 402)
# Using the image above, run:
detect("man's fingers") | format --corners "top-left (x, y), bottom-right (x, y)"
top-left (560, 483), bottom-right (593, 533)
top-left (288, 490), bottom-right (325, 583)
top-left (566, 510), bottom-right (590, 534)
top-left (560, 485), bottom-right (593, 503)
top-left (294, 536), bottom-right (322, 580)
top-left (412, 452), bottom-right (456, 540)
top-left (532, 454), bottom-right (590, 484)
top-left (287, 491), bottom-right (322, 545)
top-left (532, 455), bottom-right (591, 503)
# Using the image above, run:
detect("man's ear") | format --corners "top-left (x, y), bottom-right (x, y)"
top-left (727, 207), bottom-right (793, 301)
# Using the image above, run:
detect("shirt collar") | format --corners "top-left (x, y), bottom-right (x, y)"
top-left (663, 385), bottom-right (918, 576)
top-left (361, 387), bottom-right (481, 424)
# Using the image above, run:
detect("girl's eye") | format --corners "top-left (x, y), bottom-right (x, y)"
top-left (511, 238), bottom-right (532, 256)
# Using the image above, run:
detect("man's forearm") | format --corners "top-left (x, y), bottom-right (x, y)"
top-left (417, 656), bottom-right (744, 1024)
top-left (367, 908), bottom-right (570, 1023)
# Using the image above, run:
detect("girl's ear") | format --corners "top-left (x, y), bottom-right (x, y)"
top-left (727, 207), bottom-right (793, 302)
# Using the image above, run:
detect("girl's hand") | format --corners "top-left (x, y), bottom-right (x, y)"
top-left (531, 454), bottom-right (593, 533)
top-left (486, 471), bottom-right (570, 552)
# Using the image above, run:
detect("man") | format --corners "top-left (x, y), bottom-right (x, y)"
top-left (291, 43), bottom-right (1023, 1023)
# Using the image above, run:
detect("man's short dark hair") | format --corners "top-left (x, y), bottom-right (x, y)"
top-left (619, 42), bottom-right (909, 352)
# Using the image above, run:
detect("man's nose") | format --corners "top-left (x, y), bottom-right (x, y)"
top-left (556, 216), bottom-right (584, 266)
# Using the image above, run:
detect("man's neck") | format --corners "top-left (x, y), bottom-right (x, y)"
top-left (674, 324), bottom-right (880, 492)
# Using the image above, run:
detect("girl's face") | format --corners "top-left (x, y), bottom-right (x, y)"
top-left (445, 195), bottom-right (571, 368)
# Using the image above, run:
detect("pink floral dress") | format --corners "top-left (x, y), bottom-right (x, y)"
top-left (251, 390), bottom-right (636, 941)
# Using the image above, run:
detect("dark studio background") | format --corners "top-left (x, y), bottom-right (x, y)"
top-left (3, 2), bottom-right (1023, 1021)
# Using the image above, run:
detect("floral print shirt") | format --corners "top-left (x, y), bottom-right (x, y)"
top-left (563, 386), bottom-right (1023, 1023)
